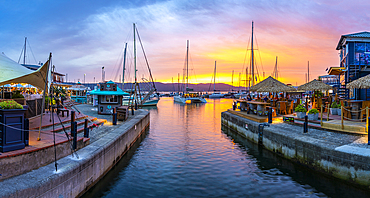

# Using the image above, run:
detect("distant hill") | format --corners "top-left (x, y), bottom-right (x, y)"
top-left (68, 82), bottom-right (246, 92)
top-left (148, 82), bottom-right (243, 92)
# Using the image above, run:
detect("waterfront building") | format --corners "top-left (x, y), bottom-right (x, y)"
top-left (68, 82), bottom-right (90, 103)
top-left (336, 31), bottom-right (370, 100)
top-left (89, 80), bottom-right (129, 114)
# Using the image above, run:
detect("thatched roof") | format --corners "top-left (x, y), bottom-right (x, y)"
top-left (347, 74), bottom-right (370, 89)
top-left (297, 79), bottom-right (332, 91)
top-left (249, 76), bottom-right (295, 93)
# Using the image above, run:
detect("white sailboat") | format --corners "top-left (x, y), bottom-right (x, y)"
top-left (126, 23), bottom-right (159, 108)
top-left (209, 61), bottom-right (225, 98)
top-left (174, 40), bottom-right (207, 104)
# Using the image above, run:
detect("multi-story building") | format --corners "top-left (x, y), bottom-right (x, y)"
top-left (336, 31), bottom-right (370, 100)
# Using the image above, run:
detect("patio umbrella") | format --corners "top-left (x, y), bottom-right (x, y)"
top-left (297, 79), bottom-right (332, 91)
top-left (3, 84), bottom-right (11, 87)
top-left (347, 74), bottom-right (370, 89)
top-left (250, 76), bottom-right (295, 92)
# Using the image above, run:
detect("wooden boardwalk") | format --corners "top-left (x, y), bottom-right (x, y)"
top-left (228, 109), bottom-right (367, 135)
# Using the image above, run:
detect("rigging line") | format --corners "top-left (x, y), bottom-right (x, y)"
top-left (18, 46), bottom-right (24, 64)
top-left (189, 51), bottom-right (197, 83)
top-left (241, 36), bottom-right (251, 75)
top-left (254, 34), bottom-right (264, 80)
top-left (110, 43), bottom-right (125, 81)
top-left (135, 26), bottom-right (157, 92)
top-left (27, 39), bottom-right (37, 64)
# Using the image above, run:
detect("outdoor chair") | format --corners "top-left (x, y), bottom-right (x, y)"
top-left (287, 100), bottom-right (294, 114)
top-left (360, 101), bottom-right (370, 121)
top-left (278, 102), bottom-right (287, 115)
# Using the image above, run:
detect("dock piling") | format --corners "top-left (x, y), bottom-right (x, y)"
top-left (84, 119), bottom-right (89, 138)
top-left (303, 115), bottom-right (308, 133)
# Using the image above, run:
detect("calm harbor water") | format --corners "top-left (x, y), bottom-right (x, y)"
top-left (83, 97), bottom-right (369, 198)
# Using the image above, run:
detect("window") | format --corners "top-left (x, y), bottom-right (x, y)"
top-left (101, 95), bottom-right (118, 103)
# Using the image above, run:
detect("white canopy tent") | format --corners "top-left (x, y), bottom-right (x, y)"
top-left (0, 52), bottom-right (51, 90)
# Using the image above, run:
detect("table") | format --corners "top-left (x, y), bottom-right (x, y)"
top-left (247, 101), bottom-right (270, 115)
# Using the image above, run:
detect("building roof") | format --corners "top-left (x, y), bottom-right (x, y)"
top-left (336, 31), bottom-right (370, 50)
top-left (328, 67), bottom-right (346, 75)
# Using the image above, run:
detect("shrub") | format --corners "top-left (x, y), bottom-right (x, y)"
top-left (11, 91), bottom-right (24, 99)
top-left (295, 104), bottom-right (307, 112)
top-left (308, 108), bottom-right (319, 114)
top-left (0, 100), bottom-right (23, 109)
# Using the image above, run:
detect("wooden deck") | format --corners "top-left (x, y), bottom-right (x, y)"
top-left (227, 109), bottom-right (282, 123)
top-left (228, 109), bottom-right (368, 135)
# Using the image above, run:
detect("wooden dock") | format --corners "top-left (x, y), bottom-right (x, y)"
top-left (227, 109), bottom-right (281, 123)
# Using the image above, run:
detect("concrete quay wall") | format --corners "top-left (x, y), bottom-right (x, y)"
top-left (0, 110), bottom-right (150, 198)
top-left (221, 111), bottom-right (370, 188)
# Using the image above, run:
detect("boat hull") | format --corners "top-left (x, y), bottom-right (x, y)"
top-left (174, 96), bottom-right (207, 104)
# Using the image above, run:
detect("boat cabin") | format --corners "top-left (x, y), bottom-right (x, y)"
top-left (68, 82), bottom-right (89, 103)
top-left (89, 81), bottom-right (129, 115)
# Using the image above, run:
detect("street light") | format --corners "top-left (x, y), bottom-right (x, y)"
top-left (84, 74), bottom-right (86, 84)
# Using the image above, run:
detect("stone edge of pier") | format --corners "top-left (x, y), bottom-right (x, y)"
top-left (221, 111), bottom-right (370, 189)
top-left (0, 109), bottom-right (150, 198)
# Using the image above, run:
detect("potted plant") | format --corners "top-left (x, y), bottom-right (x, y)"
top-left (330, 102), bottom-right (339, 115)
top-left (295, 104), bottom-right (307, 119)
top-left (336, 103), bottom-right (342, 115)
top-left (307, 108), bottom-right (319, 120)
top-left (11, 90), bottom-right (26, 105)
top-left (0, 100), bottom-right (27, 152)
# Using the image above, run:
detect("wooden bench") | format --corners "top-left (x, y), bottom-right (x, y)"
top-left (57, 108), bottom-right (69, 117)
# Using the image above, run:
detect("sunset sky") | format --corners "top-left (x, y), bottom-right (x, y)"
top-left (0, 0), bottom-right (368, 86)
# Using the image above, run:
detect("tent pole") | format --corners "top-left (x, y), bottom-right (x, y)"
top-left (37, 53), bottom-right (52, 141)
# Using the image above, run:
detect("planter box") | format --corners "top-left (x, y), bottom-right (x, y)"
top-left (0, 108), bottom-right (26, 152)
top-left (308, 113), bottom-right (319, 121)
top-left (337, 109), bottom-right (341, 116)
top-left (330, 108), bottom-right (337, 115)
top-left (296, 112), bottom-right (306, 119)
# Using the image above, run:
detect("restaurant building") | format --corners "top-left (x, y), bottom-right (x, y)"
top-left (335, 31), bottom-right (370, 100)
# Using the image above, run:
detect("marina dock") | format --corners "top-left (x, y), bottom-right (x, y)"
top-left (0, 105), bottom-right (150, 198)
top-left (222, 109), bottom-right (370, 188)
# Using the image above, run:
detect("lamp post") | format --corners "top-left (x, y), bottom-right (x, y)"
top-left (84, 74), bottom-right (86, 84)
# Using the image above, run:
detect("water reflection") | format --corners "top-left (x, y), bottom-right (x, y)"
top-left (83, 97), bottom-right (369, 198)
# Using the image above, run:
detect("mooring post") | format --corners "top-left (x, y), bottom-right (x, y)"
top-left (232, 101), bottom-right (236, 111)
top-left (368, 117), bottom-right (370, 145)
top-left (24, 118), bottom-right (29, 146)
top-left (71, 111), bottom-right (77, 150)
top-left (268, 107), bottom-right (272, 124)
top-left (84, 119), bottom-right (89, 138)
top-left (113, 107), bottom-right (117, 125)
top-left (304, 115), bottom-right (308, 133)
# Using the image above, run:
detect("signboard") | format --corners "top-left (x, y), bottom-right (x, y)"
top-left (100, 83), bottom-right (117, 91)
top-left (283, 116), bottom-right (294, 123)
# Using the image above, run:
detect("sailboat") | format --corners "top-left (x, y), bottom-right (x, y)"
top-left (209, 61), bottom-right (225, 98)
top-left (174, 40), bottom-right (207, 104)
top-left (124, 23), bottom-right (159, 107)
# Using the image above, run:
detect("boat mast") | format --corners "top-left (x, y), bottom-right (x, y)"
top-left (186, 40), bottom-right (189, 92)
top-left (213, 61), bottom-right (216, 91)
top-left (24, 37), bottom-right (27, 65)
top-left (231, 70), bottom-right (234, 91)
top-left (307, 61), bottom-right (310, 82)
top-left (133, 23), bottom-right (138, 107)
top-left (122, 42), bottom-right (127, 89)
top-left (251, 21), bottom-right (255, 86)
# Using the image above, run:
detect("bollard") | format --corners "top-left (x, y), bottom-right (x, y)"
top-left (24, 118), bottom-right (29, 146)
top-left (368, 117), bottom-right (370, 145)
top-left (135, 101), bottom-right (138, 110)
top-left (131, 106), bottom-right (134, 115)
top-left (232, 102), bottom-right (236, 111)
top-left (268, 107), bottom-right (272, 123)
top-left (71, 111), bottom-right (77, 150)
top-left (303, 115), bottom-right (308, 133)
top-left (113, 108), bottom-right (117, 125)
top-left (258, 123), bottom-right (270, 145)
top-left (84, 119), bottom-right (89, 138)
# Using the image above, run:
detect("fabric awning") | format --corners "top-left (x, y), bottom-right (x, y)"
top-left (0, 53), bottom-right (50, 90)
